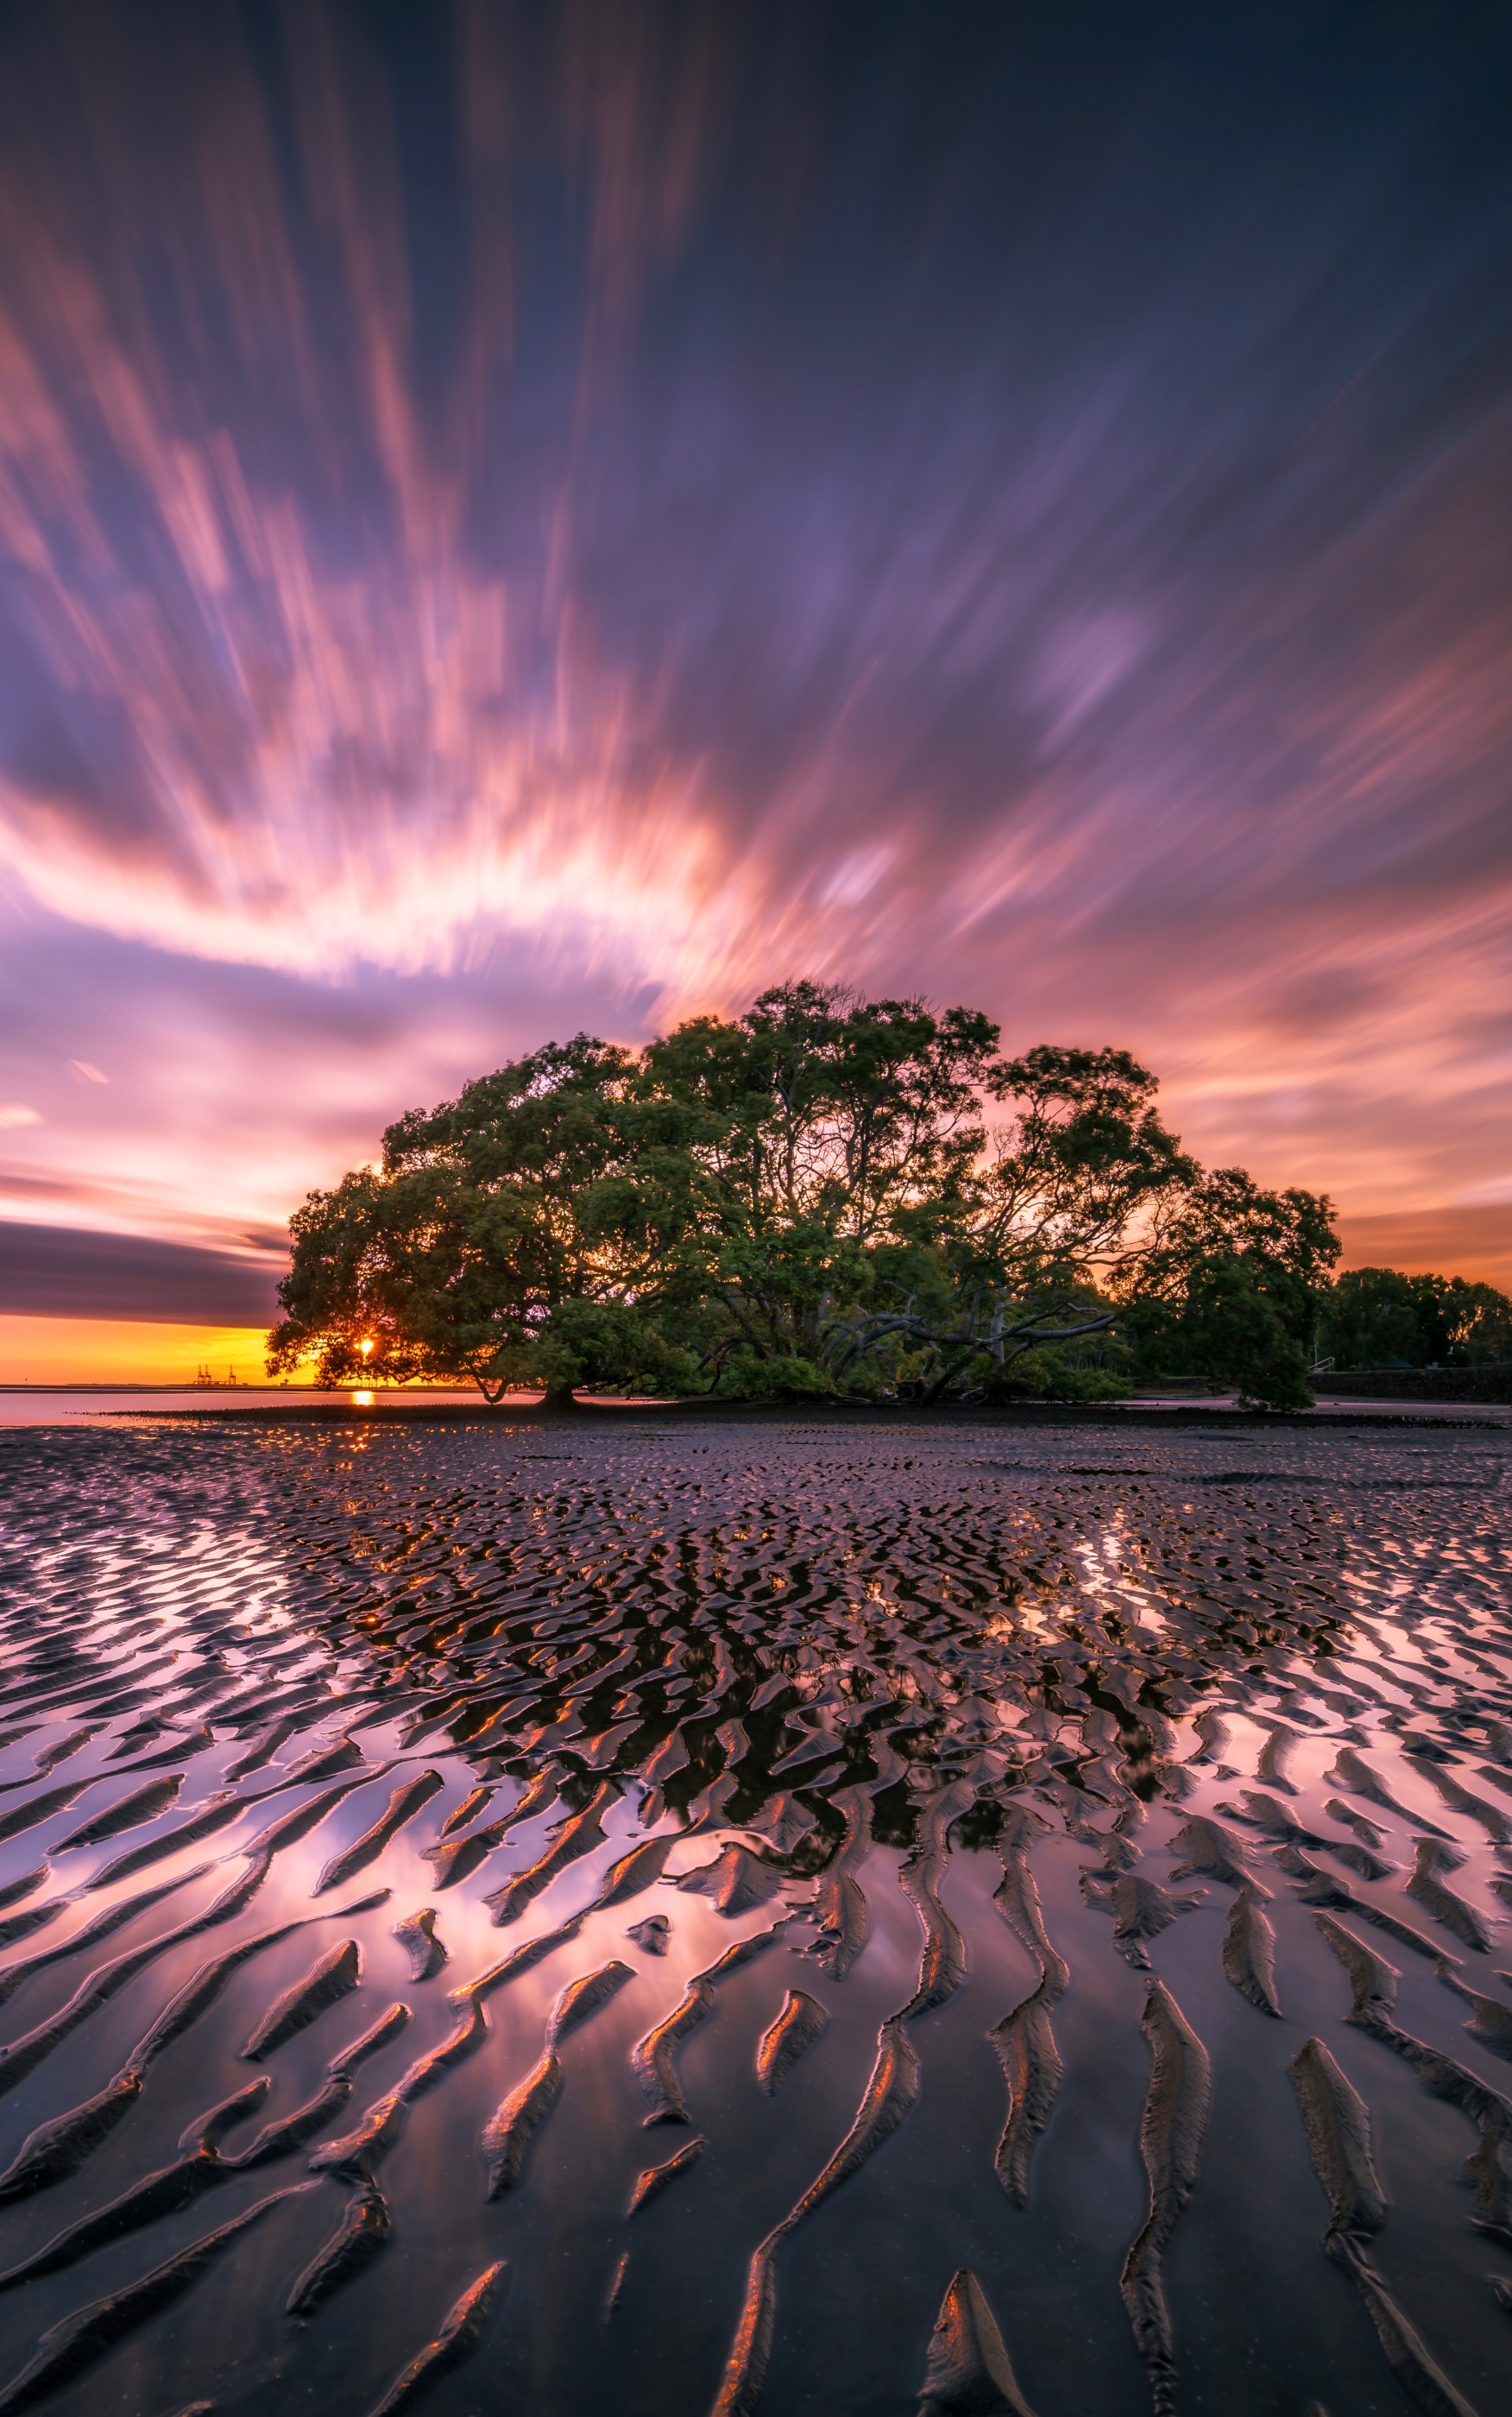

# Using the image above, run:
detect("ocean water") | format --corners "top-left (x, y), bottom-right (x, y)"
top-left (0, 1390), bottom-right (485, 1426)
top-left (0, 1413), bottom-right (1508, 2417)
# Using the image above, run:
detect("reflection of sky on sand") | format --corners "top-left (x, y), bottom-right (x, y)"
top-left (1071, 1518), bottom-right (1174, 1640)
top-left (0, 1418), bottom-right (1510, 2413)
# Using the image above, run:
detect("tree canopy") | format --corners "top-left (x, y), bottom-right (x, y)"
top-left (267, 979), bottom-right (1345, 1409)
top-left (1319, 1266), bottom-right (1512, 1370)
top-left (268, 1034), bottom-right (712, 1403)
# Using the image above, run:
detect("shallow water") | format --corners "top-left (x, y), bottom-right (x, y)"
top-left (0, 1391), bottom-right (483, 1426)
top-left (0, 1414), bottom-right (1508, 2417)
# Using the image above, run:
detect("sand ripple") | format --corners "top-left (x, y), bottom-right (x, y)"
top-left (0, 1411), bottom-right (1507, 2413)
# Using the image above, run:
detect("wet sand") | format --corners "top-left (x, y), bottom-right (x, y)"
top-left (0, 1413), bottom-right (1508, 2416)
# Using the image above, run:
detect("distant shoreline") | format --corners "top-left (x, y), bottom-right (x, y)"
top-left (101, 1395), bottom-right (1512, 1430)
top-left (0, 1381), bottom-right (476, 1394)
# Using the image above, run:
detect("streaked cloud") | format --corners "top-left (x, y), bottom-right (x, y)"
top-left (0, 1219), bottom-right (281, 1323)
top-left (0, 0), bottom-right (1505, 1336)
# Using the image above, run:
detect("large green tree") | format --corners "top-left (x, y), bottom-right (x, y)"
top-left (267, 979), bottom-right (1343, 1410)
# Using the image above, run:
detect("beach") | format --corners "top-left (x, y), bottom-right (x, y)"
top-left (0, 1411), bottom-right (1507, 2416)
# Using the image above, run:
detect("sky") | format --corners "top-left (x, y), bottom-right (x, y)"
top-left (0, 0), bottom-right (1509, 1379)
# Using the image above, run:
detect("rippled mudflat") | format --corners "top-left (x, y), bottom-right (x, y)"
top-left (0, 1411), bottom-right (1509, 2417)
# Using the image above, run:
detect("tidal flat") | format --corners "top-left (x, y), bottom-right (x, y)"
top-left (0, 1413), bottom-right (1509, 2417)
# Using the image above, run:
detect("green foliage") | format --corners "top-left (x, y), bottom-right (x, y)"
top-left (988, 1345), bottom-right (1129, 1402)
top-left (1320, 1266), bottom-right (1512, 1369)
top-left (644, 981), bottom-right (999, 1241)
top-left (1115, 1166), bottom-right (1339, 1408)
top-left (1122, 1255), bottom-right (1314, 1410)
top-left (266, 976), bottom-right (1351, 1410)
top-left (712, 1349), bottom-right (835, 1399)
top-left (267, 1033), bottom-right (710, 1398)
top-left (973, 1044), bottom-right (1197, 1290)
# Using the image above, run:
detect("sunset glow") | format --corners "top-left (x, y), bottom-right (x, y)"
top-left (0, 1316), bottom-right (277, 1388)
top-left (1, 4), bottom-right (1508, 1373)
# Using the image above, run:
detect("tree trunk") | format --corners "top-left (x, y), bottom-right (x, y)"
top-left (540, 1382), bottom-right (579, 1412)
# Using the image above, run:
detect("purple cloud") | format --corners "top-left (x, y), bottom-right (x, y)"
top-left (0, 1), bottom-right (1506, 1309)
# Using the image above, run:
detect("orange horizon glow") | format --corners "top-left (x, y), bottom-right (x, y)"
top-left (0, 1317), bottom-right (283, 1388)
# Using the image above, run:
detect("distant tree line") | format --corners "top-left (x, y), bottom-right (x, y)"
top-left (1317, 1265), bottom-right (1510, 1373)
top-left (266, 981), bottom-right (1492, 1414)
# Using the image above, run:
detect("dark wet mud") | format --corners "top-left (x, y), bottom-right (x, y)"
top-left (0, 1415), bottom-right (1509, 2416)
